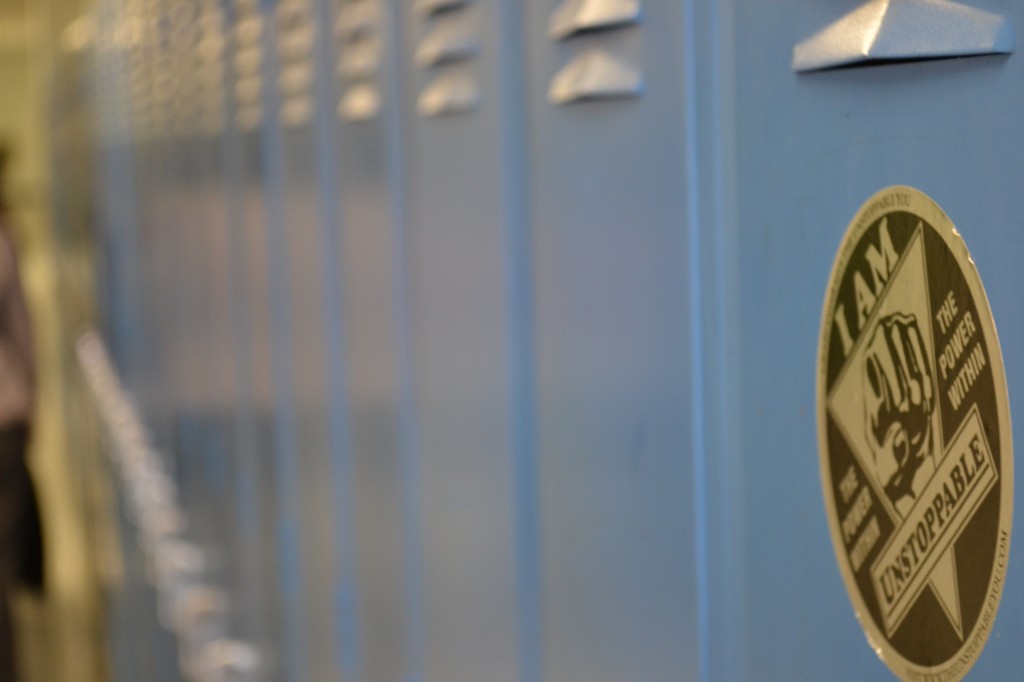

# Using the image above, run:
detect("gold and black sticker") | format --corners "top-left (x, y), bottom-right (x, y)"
top-left (818, 186), bottom-right (1012, 681)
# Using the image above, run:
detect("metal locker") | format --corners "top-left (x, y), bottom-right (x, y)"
top-left (91, 0), bottom-right (184, 678)
top-left (223, 0), bottom-right (288, 677)
top-left (155, 1), bottom-right (241, 676)
top-left (720, 0), bottom-right (1024, 678)
top-left (130, 0), bottom-right (171, 448)
top-left (330, 0), bottom-right (412, 679)
top-left (396, 0), bottom-right (536, 679)
top-left (519, 0), bottom-right (702, 679)
top-left (170, 0), bottom-right (238, 604)
top-left (256, 0), bottom-right (354, 678)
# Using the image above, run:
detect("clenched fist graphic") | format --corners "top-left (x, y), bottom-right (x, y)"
top-left (863, 313), bottom-right (936, 514)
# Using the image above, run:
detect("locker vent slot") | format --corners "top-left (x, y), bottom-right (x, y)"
top-left (417, 69), bottom-right (479, 116)
top-left (339, 36), bottom-right (380, 79)
top-left (549, 49), bottom-right (642, 103)
top-left (127, 6), bottom-right (153, 139)
top-left (549, 0), bottom-right (641, 40)
top-left (147, 5), bottom-right (175, 136)
top-left (793, 0), bottom-right (1014, 73)
top-left (549, 0), bottom-right (642, 103)
top-left (197, 4), bottom-right (228, 137)
top-left (169, 2), bottom-right (202, 137)
top-left (337, 0), bottom-right (383, 122)
top-left (233, 1), bottom-right (264, 131)
top-left (339, 82), bottom-right (381, 121)
top-left (276, 0), bottom-right (315, 128)
top-left (416, 1), bottom-right (479, 116)
top-left (336, 0), bottom-right (377, 38)
top-left (414, 0), bottom-right (469, 18)
top-left (414, 15), bottom-right (478, 67)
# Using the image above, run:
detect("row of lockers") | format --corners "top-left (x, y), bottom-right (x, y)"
top-left (73, 0), bottom-right (1024, 680)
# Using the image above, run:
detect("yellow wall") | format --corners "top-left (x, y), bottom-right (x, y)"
top-left (0, 1), bottom-right (108, 680)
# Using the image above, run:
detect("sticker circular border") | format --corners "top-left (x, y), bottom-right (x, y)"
top-left (817, 185), bottom-right (1013, 681)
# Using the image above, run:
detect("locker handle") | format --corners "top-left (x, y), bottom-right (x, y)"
top-left (793, 0), bottom-right (1014, 73)
top-left (549, 49), bottom-right (643, 104)
top-left (549, 0), bottom-right (641, 40)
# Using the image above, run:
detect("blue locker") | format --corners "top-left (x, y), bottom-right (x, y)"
top-left (130, 0), bottom-right (171, 442)
top-left (396, 0), bottom-right (536, 679)
top-left (93, 4), bottom-right (162, 678)
top-left (174, 0), bottom-right (238, 597)
top-left (223, 1), bottom-right (287, 676)
top-left (91, 1), bottom-right (181, 678)
top-left (329, 0), bottom-right (411, 679)
top-left (520, 1), bottom-right (700, 679)
top-left (156, 0), bottom-right (213, 519)
top-left (92, 1), bottom-right (143, 392)
top-left (724, 0), bottom-right (1024, 678)
top-left (258, 0), bottom-right (354, 677)
top-left (155, 4), bottom-right (227, 677)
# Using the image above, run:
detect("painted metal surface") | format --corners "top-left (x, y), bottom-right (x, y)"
top-left (396, 0), bottom-right (535, 679)
top-left (522, 0), bottom-right (699, 679)
top-left (329, 0), bottom-right (411, 679)
top-left (65, 0), bottom-right (1024, 680)
top-left (730, 1), bottom-right (1024, 678)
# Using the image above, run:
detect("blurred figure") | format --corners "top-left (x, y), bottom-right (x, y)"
top-left (0, 143), bottom-right (43, 682)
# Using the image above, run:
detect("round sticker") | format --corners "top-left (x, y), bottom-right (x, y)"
top-left (818, 186), bottom-right (1012, 680)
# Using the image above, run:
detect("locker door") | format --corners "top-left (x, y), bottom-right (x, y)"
top-left (329, 0), bottom-right (411, 680)
top-left (397, 0), bottom-right (535, 679)
top-left (158, 0), bottom-right (220, 536)
top-left (131, 0), bottom-right (170, 443)
top-left (223, 1), bottom-right (287, 677)
top-left (174, 0), bottom-right (239, 601)
top-left (259, 0), bottom-right (353, 678)
top-left (136, 0), bottom-right (180, 454)
top-left (520, 1), bottom-right (701, 679)
top-left (725, 0), bottom-right (1024, 678)
top-left (93, 0), bottom-right (144, 393)
top-left (92, 2), bottom-right (178, 679)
